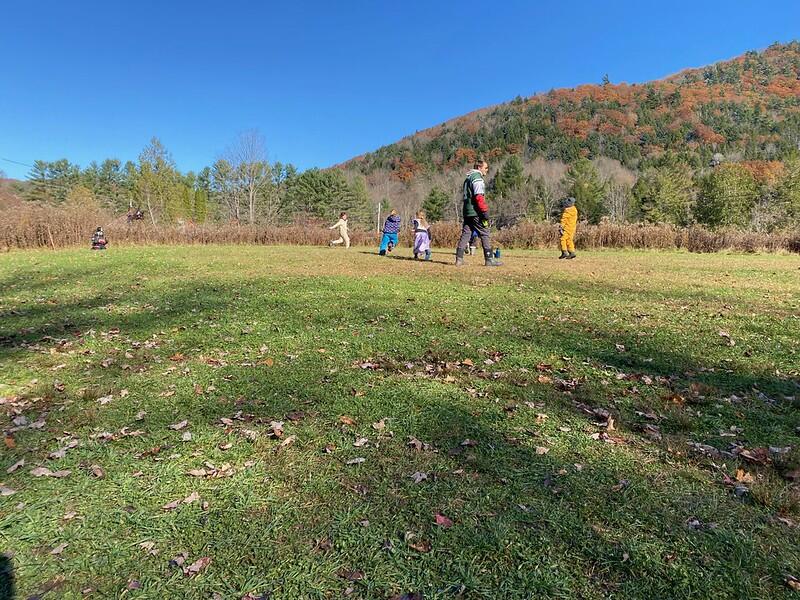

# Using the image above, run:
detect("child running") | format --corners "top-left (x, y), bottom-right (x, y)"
top-left (558, 197), bottom-right (578, 259)
top-left (412, 211), bottom-right (432, 261)
top-left (329, 212), bottom-right (350, 248)
top-left (378, 209), bottom-right (401, 256)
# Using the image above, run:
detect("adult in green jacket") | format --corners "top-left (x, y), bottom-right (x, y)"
top-left (455, 159), bottom-right (501, 266)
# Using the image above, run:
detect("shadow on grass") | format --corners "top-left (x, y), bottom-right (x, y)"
top-left (0, 555), bottom-right (14, 600)
top-left (2, 260), bottom-right (798, 598)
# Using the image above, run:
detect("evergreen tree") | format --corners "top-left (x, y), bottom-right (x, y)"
top-left (632, 164), bottom-right (695, 226)
top-left (193, 188), bottom-right (208, 223)
top-left (695, 164), bottom-right (759, 227)
top-left (180, 185), bottom-right (193, 221)
top-left (563, 159), bottom-right (606, 223)
top-left (27, 160), bottom-right (51, 203)
top-left (422, 187), bottom-right (449, 222)
top-left (492, 155), bottom-right (524, 198)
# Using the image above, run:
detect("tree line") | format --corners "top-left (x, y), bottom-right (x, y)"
top-left (24, 132), bottom-right (373, 227)
top-left (419, 153), bottom-right (800, 231)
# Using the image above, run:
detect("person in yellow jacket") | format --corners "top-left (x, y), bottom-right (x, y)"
top-left (559, 197), bottom-right (578, 259)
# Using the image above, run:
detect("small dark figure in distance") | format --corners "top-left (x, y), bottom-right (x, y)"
top-left (91, 227), bottom-right (108, 250)
top-left (127, 208), bottom-right (144, 223)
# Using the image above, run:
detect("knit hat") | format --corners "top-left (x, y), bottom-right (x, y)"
top-left (561, 197), bottom-right (576, 209)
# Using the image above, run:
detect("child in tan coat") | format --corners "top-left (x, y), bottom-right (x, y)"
top-left (329, 212), bottom-right (350, 248)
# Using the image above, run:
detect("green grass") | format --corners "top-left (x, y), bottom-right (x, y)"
top-left (1, 245), bottom-right (799, 599)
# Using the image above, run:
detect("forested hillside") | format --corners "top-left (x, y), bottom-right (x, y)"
top-left (343, 42), bottom-right (800, 229)
top-left (5, 42), bottom-right (800, 232)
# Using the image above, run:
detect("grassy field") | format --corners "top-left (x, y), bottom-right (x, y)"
top-left (1, 245), bottom-right (799, 599)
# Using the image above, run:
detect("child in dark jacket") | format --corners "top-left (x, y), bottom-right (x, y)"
top-left (379, 210), bottom-right (401, 256)
top-left (91, 227), bottom-right (107, 250)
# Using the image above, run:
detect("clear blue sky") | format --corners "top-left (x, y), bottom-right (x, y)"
top-left (1, 0), bottom-right (798, 179)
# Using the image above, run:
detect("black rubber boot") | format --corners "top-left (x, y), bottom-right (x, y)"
top-left (455, 248), bottom-right (465, 266)
top-left (484, 251), bottom-right (502, 267)
top-left (559, 251), bottom-right (568, 259)
top-left (379, 249), bottom-right (386, 256)
top-left (566, 252), bottom-right (577, 259)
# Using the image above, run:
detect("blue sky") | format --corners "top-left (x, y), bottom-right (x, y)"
top-left (1, 0), bottom-right (798, 179)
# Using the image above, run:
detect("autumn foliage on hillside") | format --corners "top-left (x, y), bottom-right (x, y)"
top-left (345, 42), bottom-right (800, 179)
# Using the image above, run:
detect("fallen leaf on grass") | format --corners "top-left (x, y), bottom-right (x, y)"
top-left (784, 469), bottom-right (800, 483)
top-left (169, 552), bottom-right (188, 568)
top-left (738, 447), bottom-right (770, 464)
top-left (89, 464), bottom-right (105, 478)
top-left (461, 358), bottom-right (474, 367)
top-left (407, 437), bottom-right (434, 452)
top-left (127, 580), bottom-right (142, 590)
top-left (279, 435), bottom-right (297, 449)
top-left (346, 457), bottom-right (366, 465)
top-left (785, 575), bottom-right (800, 591)
top-left (135, 411), bottom-right (147, 421)
top-left (268, 421), bottom-right (284, 438)
top-left (407, 539), bottom-right (431, 553)
top-left (50, 542), bottom-right (68, 555)
top-left (183, 492), bottom-right (200, 505)
top-left (338, 569), bottom-right (364, 582)
top-left (611, 479), bottom-right (630, 492)
top-left (30, 467), bottom-right (71, 478)
top-left (7, 458), bottom-right (25, 474)
top-left (219, 443), bottom-right (233, 450)
top-left (353, 437), bottom-right (369, 448)
top-left (181, 432), bottom-right (192, 442)
top-left (535, 446), bottom-right (550, 455)
top-left (339, 415), bottom-right (356, 426)
top-left (4, 436), bottom-right (15, 449)
top-left (718, 330), bottom-right (736, 346)
top-left (434, 513), bottom-right (453, 528)
top-left (162, 499), bottom-right (180, 510)
top-left (372, 418), bottom-right (387, 431)
top-left (183, 556), bottom-right (211, 577)
top-left (735, 469), bottom-right (755, 484)
top-left (0, 486), bottom-right (17, 496)
top-left (460, 439), bottom-right (478, 447)
top-left (410, 471), bottom-right (428, 484)
top-left (97, 395), bottom-right (114, 405)
top-left (49, 439), bottom-right (79, 459)
top-left (139, 541), bottom-right (159, 556)
top-left (169, 420), bottom-right (189, 431)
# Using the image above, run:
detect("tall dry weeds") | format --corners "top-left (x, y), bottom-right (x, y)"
top-left (1, 204), bottom-right (797, 254)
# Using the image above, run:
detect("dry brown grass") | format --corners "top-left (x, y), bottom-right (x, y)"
top-left (2, 204), bottom-right (798, 253)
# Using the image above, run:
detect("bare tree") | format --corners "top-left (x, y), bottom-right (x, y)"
top-left (605, 182), bottom-right (633, 222)
top-left (224, 130), bottom-right (271, 224)
top-left (525, 159), bottom-right (568, 222)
